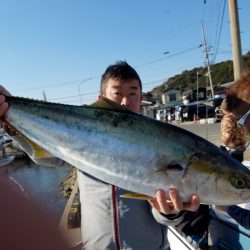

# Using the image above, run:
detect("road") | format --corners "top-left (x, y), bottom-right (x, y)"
top-left (174, 121), bottom-right (250, 162)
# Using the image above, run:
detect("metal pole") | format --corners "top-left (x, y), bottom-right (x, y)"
top-left (42, 91), bottom-right (47, 102)
top-left (228, 0), bottom-right (243, 81)
top-left (201, 22), bottom-right (215, 98)
top-left (196, 72), bottom-right (199, 120)
top-left (78, 77), bottom-right (93, 105)
top-left (78, 86), bottom-right (83, 105)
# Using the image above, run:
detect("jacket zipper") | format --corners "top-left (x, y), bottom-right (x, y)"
top-left (112, 185), bottom-right (120, 250)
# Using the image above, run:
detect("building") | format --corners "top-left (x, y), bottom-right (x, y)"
top-left (162, 88), bottom-right (182, 106)
top-left (182, 87), bottom-right (207, 104)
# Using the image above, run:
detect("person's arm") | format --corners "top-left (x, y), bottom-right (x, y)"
top-left (0, 86), bottom-right (70, 250)
top-left (0, 86), bottom-right (71, 168)
top-left (216, 205), bottom-right (250, 230)
top-left (151, 206), bottom-right (188, 226)
top-left (0, 85), bottom-right (10, 119)
top-left (221, 115), bottom-right (236, 146)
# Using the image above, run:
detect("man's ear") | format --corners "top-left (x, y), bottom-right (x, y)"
top-left (140, 94), bottom-right (143, 102)
top-left (98, 94), bottom-right (103, 100)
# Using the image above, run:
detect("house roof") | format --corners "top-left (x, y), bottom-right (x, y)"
top-left (162, 88), bottom-right (180, 94)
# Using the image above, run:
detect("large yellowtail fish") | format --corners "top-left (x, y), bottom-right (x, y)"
top-left (4, 96), bottom-right (250, 205)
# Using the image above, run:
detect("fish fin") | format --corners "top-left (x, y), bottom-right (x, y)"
top-left (120, 193), bottom-right (153, 200)
top-left (155, 162), bottom-right (185, 174)
top-left (29, 140), bottom-right (54, 158)
top-left (89, 97), bottom-right (133, 112)
top-left (5, 124), bottom-right (53, 159)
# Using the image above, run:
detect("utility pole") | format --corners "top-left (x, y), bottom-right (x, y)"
top-left (228, 0), bottom-right (243, 81)
top-left (42, 91), bottom-right (47, 102)
top-left (201, 22), bottom-right (214, 99)
top-left (196, 72), bottom-right (199, 121)
top-left (78, 77), bottom-right (93, 105)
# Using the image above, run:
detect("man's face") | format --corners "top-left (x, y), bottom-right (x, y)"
top-left (101, 78), bottom-right (142, 113)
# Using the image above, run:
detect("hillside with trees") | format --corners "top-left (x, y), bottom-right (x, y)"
top-left (154, 50), bottom-right (250, 94)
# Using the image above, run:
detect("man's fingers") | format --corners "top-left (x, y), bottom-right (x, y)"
top-left (149, 190), bottom-right (200, 215)
top-left (156, 190), bottom-right (170, 214)
top-left (0, 95), bottom-right (5, 104)
top-left (0, 85), bottom-right (10, 119)
top-left (169, 189), bottom-right (183, 212)
top-left (0, 102), bottom-right (8, 117)
top-left (148, 199), bottom-right (161, 212)
top-left (0, 85), bottom-right (11, 96)
top-left (182, 194), bottom-right (200, 212)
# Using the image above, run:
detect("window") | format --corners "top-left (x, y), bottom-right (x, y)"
top-left (169, 94), bottom-right (176, 102)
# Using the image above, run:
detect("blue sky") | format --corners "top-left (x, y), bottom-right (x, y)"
top-left (1, 0), bottom-right (249, 104)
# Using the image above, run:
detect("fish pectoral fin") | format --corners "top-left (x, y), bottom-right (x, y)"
top-left (18, 136), bottom-right (53, 159)
top-left (156, 162), bottom-right (185, 174)
top-left (31, 141), bottom-right (54, 159)
top-left (120, 193), bottom-right (153, 200)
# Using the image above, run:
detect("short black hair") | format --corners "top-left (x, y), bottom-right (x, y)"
top-left (100, 61), bottom-right (142, 94)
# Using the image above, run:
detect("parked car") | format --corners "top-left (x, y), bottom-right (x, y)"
top-left (207, 96), bottom-right (224, 108)
top-left (182, 103), bottom-right (215, 121)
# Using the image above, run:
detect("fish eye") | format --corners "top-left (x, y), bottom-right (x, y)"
top-left (230, 176), bottom-right (247, 189)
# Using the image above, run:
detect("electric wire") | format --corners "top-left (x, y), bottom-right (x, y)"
top-left (212, 0), bottom-right (226, 63)
top-left (135, 46), bottom-right (200, 68)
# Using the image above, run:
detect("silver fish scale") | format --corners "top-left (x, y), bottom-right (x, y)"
top-left (5, 97), bottom-right (250, 205)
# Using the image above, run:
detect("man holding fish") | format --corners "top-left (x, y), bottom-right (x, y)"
top-left (76, 61), bottom-right (204, 250)
top-left (1, 62), bottom-right (250, 249)
top-left (0, 62), bottom-right (204, 249)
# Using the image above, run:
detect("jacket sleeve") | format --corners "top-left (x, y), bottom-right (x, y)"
top-left (221, 114), bottom-right (236, 145)
top-left (227, 205), bottom-right (250, 230)
top-left (151, 207), bottom-right (189, 226)
top-left (152, 204), bottom-right (210, 237)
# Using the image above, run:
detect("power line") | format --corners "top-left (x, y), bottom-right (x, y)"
top-left (46, 62), bottom-right (204, 103)
top-left (47, 78), bottom-right (168, 103)
top-left (48, 91), bottom-right (98, 101)
top-left (212, 0), bottom-right (226, 63)
top-left (143, 78), bottom-right (167, 86)
top-left (13, 46), bottom-right (201, 94)
top-left (135, 46), bottom-right (200, 68)
top-left (212, 0), bottom-right (224, 53)
top-left (14, 75), bottom-right (101, 92)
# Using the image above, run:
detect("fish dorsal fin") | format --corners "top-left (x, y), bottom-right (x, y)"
top-left (89, 97), bottom-right (133, 113)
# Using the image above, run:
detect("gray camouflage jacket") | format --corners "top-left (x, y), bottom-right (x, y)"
top-left (77, 169), bottom-right (187, 250)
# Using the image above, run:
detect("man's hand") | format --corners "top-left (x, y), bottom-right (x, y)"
top-left (148, 189), bottom-right (200, 215)
top-left (0, 85), bottom-right (11, 119)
